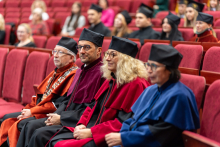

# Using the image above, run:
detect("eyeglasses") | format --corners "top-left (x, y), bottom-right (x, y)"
top-left (104, 52), bottom-right (117, 59)
top-left (76, 45), bottom-right (92, 51)
top-left (144, 62), bottom-right (165, 72)
top-left (52, 50), bottom-right (71, 56)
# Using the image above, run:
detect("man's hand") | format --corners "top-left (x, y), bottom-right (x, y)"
top-left (74, 128), bottom-right (92, 140)
top-left (105, 133), bottom-right (123, 147)
top-left (21, 109), bottom-right (32, 118)
top-left (45, 113), bottom-right (61, 126)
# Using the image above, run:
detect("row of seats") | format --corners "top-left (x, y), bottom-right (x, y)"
top-left (0, 48), bottom-right (56, 118)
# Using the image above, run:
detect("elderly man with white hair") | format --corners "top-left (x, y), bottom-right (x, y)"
top-left (0, 37), bottom-right (78, 147)
top-left (29, 7), bottom-right (49, 35)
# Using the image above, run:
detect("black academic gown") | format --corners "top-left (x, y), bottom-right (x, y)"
top-left (128, 26), bottom-right (160, 45)
top-left (88, 22), bottom-right (111, 37)
top-left (0, 30), bottom-right (5, 44)
top-left (14, 42), bottom-right (36, 47)
top-left (17, 58), bottom-right (104, 147)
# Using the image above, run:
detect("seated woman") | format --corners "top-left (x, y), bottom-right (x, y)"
top-left (15, 23), bottom-right (36, 47)
top-left (45, 36), bottom-right (150, 147)
top-left (105, 44), bottom-right (200, 147)
top-left (29, 8), bottom-right (49, 35)
top-left (99, 0), bottom-right (115, 27)
top-left (61, 2), bottom-right (85, 36)
top-left (190, 12), bottom-right (218, 42)
top-left (29, 0), bottom-right (49, 21)
top-left (184, 0), bottom-right (204, 32)
top-left (111, 10), bottom-right (132, 38)
top-left (0, 14), bottom-right (5, 44)
top-left (208, 0), bottom-right (220, 11)
top-left (160, 12), bottom-right (184, 41)
top-left (176, 0), bottom-right (188, 18)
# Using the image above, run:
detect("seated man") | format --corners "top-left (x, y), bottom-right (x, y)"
top-left (88, 4), bottom-right (111, 37)
top-left (0, 37), bottom-right (79, 147)
top-left (190, 12), bottom-right (218, 42)
top-left (105, 44), bottom-right (200, 147)
top-left (128, 3), bottom-right (160, 45)
top-left (30, 36), bottom-right (150, 147)
top-left (17, 28), bottom-right (105, 147)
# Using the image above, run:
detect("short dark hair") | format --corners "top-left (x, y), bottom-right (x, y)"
top-left (166, 66), bottom-right (181, 83)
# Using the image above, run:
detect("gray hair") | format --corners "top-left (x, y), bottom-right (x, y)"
top-left (67, 50), bottom-right (76, 62)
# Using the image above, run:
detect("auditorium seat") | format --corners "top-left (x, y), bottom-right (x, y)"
top-left (66, 0), bottom-right (80, 7)
top-left (20, 0), bottom-right (33, 8)
top-left (130, 0), bottom-right (154, 13)
top-left (4, 25), bottom-right (11, 45)
top-left (115, 0), bottom-right (132, 12)
top-left (5, 1), bottom-right (20, 7)
top-left (45, 19), bottom-right (55, 34)
top-left (175, 44), bottom-right (203, 69)
top-left (182, 130), bottom-right (220, 147)
top-left (82, 0), bottom-right (99, 7)
top-left (178, 28), bottom-right (194, 41)
top-left (53, 7), bottom-right (69, 12)
top-left (33, 36), bottom-right (47, 48)
top-left (20, 18), bottom-right (30, 24)
top-left (179, 18), bottom-right (184, 27)
top-left (51, 0), bottom-right (66, 7)
top-left (21, 12), bottom-right (30, 19)
top-left (109, 6), bottom-right (120, 17)
top-left (152, 18), bottom-right (162, 27)
top-left (0, 48), bottom-right (9, 97)
top-left (46, 56), bottom-right (56, 76)
top-left (214, 19), bottom-right (220, 27)
top-left (180, 73), bottom-right (205, 109)
top-left (22, 51), bottom-right (50, 104)
top-left (0, 1), bottom-right (4, 7)
top-left (75, 27), bottom-right (87, 36)
top-left (5, 18), bottom-right (20, 27)
top-left (21, 7), bottom-right (31, 13)
top-left (204, 11), bottom-right (220, 21)
top-left (128, 19), bottom-right (136, 27)
top-left (214, 29), bottom-right (220, 40)
top-left (139, 42), bottom-right (168, 62)
top-left (46, 36), bottom-right (62, 49)
top-left (6, 8), bottom-right (20, 13)
top-left (155, 11), bottom-right (176, 19)
top-left (5, 13), bottom-right (21, 18)
top-left (54, 12), bottom-right (70, 27)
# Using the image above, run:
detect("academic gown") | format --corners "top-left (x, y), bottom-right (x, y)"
top-left (115, 80), bottom-right (200, 147)
top-left (0, 62), bottom-right (78, 147)
top-left (128, 26), bottom-right (161, 45)
top-left (88, 22), bottom-right (111, 37)
top-left (50, 75), bottom-right (150, 147)
top-left (190, 30), bottom-right (218, 42)
top-left (22, 57), bottom-right (104, 147)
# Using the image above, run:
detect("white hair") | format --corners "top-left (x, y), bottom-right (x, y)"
top-left (67, 50), bottom-right (76, 62)
top-left (33, 8), bottom-right (43, 17)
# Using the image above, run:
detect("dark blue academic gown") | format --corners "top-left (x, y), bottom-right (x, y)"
top-left (116, 80), bottom-right (200, 147)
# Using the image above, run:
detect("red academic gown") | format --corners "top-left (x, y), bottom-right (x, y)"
top-left (53, 77), bottom-right (150, 147)
top-left (0, 62), bottom-right (77, 147)
top-left (189, 30), bottom-right (218, 42)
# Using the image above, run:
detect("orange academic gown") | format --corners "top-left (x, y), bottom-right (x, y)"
top-left (189, 30), bottom-right (218, 42)
top-left (0, 62), bottom-right (77, 147)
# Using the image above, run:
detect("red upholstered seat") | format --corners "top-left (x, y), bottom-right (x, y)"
top-left (54, 12), bottom-right (70, 27)
top-left (53, 7), bottom-right (69, 12)
top-left (4, 25), bottom-right (11, 45)
top-left (0, 103), bottom-right (24, 118)
top-left (6, 8), bottom-right (20, 13)
top-left (2, 49), bottom-right (28, 103)
top-left (33, 35), bottom-right (47, 48)
top-left (5, 18), bottom-right (20, 26)
top-left (5, 1), bottom-right (20, 7)
top-left (22, 51), bottom-right (50, 104)
top-left (45, 19), bottom-right (55, 34)
top-left (46, 36), bottom-right (62, 49)
top-left (82, 0), bottom-right (98, 7)
top-left (0, 1), bottom-right (4, 7)
top-left (21, 12), bottom-right (30, 19)
top-left (128, 19), bottom-right (136, 27)
top-left (200, 80), bottom-right (220, 142)
top-left (20, 1), bottom-right (33, 8)
top-left (109, 6), bottom-right (120, 17)
top-left (66, 0), bottom-right (81, 7)
top-left (202, 47), bottom-right (220, 72)
top-left (51, 0), bottom-right (66, 7)
top-left (20, 18), bottom-right (30, 24)
top-left (21, 7), bottom-right (31, 13)
top-left (178, 28), bottom-right (194, 41)
top-left (180, 73), bottom-right (205, 109)
top-left (175, 44), bottom-right (203, 69)
top-left (115, 0), bottom-right (132, 12)
top-left (204, 11), bottom-right (220, 21)
top-left (152, 18), bottom-right (162, 27)
top-left (74, 27), bottom-right (87, 36)
top-left (179, 18), bottom-right (184, 27)
top-left (214, 19), bottom-right (220, 27)
top-left (0, 48), bottom-right (9, 97)
top-left (155, 11), bottom-right (176, 19)
top-left (46, 56), bottom-right (56, 76)
top-left (5, 13), bottom-right (21, 18)
top-left (139, 42), bottom-right (168, 62)
top-left (214, 29), bottom-right (220, 40)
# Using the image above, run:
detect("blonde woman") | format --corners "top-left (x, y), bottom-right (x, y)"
top-left (0, 14), bottom-right (5, 44)
top-left (44, 36), bottom-right (150, 147)
top-left (29, 0), bottom-right (49, 21)
top-left (112, 10), bottom-right (132, 38)
top-left (15, 23), bottom-right (36, 47)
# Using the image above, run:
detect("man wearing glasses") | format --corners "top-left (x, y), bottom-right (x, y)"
top-left (15, 28), bottom-right (105, 147)
top-left (0, 37), bottom-right (78, 147)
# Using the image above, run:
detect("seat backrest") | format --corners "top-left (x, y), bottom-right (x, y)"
top-left (4, 25), bottom-right (11, 45)
top-left (178, 28), bottom-right (194, 41)
top-left (151, 18), bottom-right (162, 27)
top-left (214, 19), bottom-right (220, 27)
top-left (202, 46), bottom-right (220, 72)
top-left (74, 27), bottom-right (86, 36)
top-left (55, 12), bottom-right (70, 27)
top-left (22, 51), bottom-right (50, 104)
top-left (51, 1), bottom-right (66, 7)
top-left (175, 44), bottom-right (203, 69)
top-left (214, 29), bottom-right (220, 40)
top-left (3, 49), bottom-right (28, 102)
top-left (45, 36), bottom-right (62, 49)
top-left (139, 42), bottom-right (168, 62)
top-left (45, 19), bottom-right (55, 35)
top-left (46, 56), bottom-right (56, 76)
top-left (128, 19), bottom-right (136, 27)
top-left (115, 0), bottom-right (131, 11)
top-left (33, 35), bottom-right (47, 48)
top-left (180, 73), bottom-right (206, 110)
top-left (0, 48), bottom-right (9, 97)
top-left (204, 11), bottom-right (220, 21)
top-left (155, 11), bottom-right (176, 19)
top-left (200, 80), bottom-right (220, 142)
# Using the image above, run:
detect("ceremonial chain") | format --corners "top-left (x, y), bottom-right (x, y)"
top-left (41, 66), bottom-right (78, 101)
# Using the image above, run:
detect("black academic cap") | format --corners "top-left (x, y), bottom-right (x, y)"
top-left (138, 3), bottom-right (153, 18)
top-left (178, 0), bottom-right (188, 5)
top-left (166, 11), bottom-right (181, 26)
top-left (187, 0), bottom-right (204, 12)
top-left (149, 44), bottom-right (183, 69)
top-left (196, 12), bottom-right (213, 24)
top-left (56, 37), bottom-right (78, 55)
top-left (89, 3), bottom-right (103, 12)
top-left (79, 28), bottom-right (104, 47)
top-left (120, 10), bottom-right (132, 25)
top-left (108, 36), bottom-right (138, 58)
